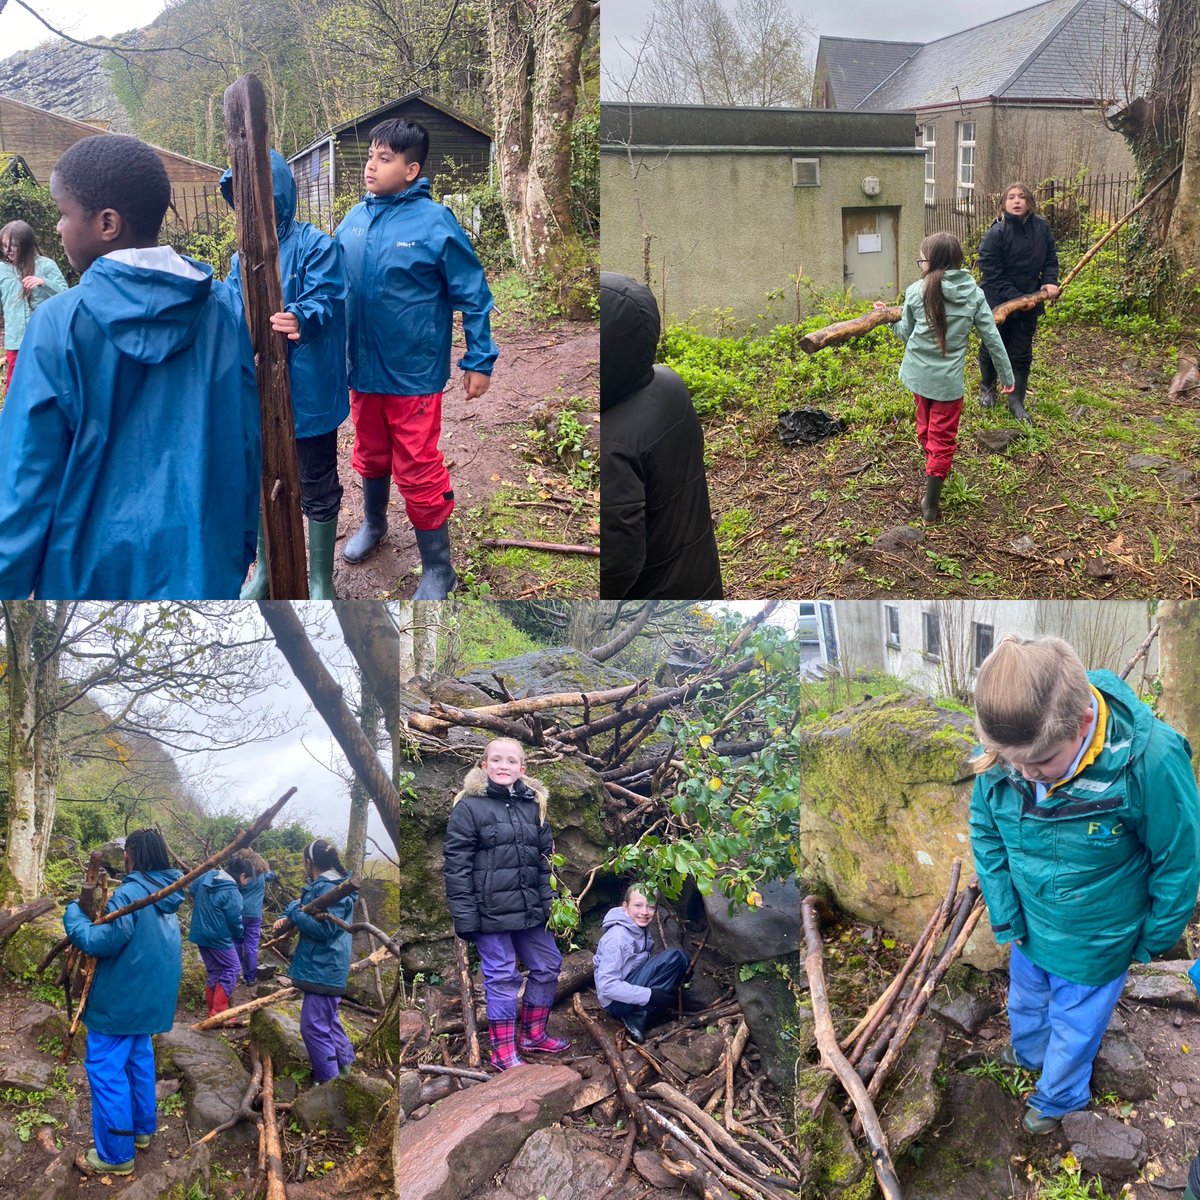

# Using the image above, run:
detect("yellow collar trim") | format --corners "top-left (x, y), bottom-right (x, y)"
top-left (1045, 686), bottom-right (1107, 797)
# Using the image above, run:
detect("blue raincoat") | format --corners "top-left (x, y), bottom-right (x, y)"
top-left (0, 249), bottom-right (260, 599)
top-left (335, 179), bottom-right (498, 395)
top-left (188, 868), bottom-right (245, 948)
top-left (221, 150), bottom-right (349, 439)
top-left (239, 869), bottom-right (276, 920)
top-left (285, 871), bottom-right (357, 996)
top-left (63, 868), bottom-right (184, 1035)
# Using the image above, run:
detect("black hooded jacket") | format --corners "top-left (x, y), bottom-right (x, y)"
top-left (978, 210), bottom-right (1059, 312)
top-left (600, 273), bottom-right (722, 599)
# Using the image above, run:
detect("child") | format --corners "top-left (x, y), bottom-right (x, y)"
top-left (221, 149), bottom-right (349, 599)
top-left (0, 134), bottom-right (260, 600)
top-left (969, 635), bottom-right (1200, 1135)
top-left (878, 232), bottom-right (1015, 524)
top-left (271, 839), bottom-right (357, 1082)
top-left (593, 885), bottom-right (690, 1044)
top-left (228, 850), bottom-right (276, 986)
top-left (0, 219), bottom-right (67, 388)
top-left (978, 182), bottom-right (1060, 422)
top-left (335, 118), bottom-right (498, 598)
top-left (188, 862), bottom-right (245, 1018)
top-left (63, 828), bottom-right (184, 1175)
top-left (443, 738), bottom-right (570, 1070)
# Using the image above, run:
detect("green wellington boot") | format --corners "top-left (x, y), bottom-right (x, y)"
top-left (307, 517), bottom-right (337, 599)
top-left (921, 475), bottom-right (944, 523)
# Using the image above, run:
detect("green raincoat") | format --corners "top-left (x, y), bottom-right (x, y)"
top-left (970, 669), bottom-right (1200, 986)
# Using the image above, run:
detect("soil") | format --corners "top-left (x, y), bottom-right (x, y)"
top-left (704, 323), bottom-right (1200, 598)
top-left (326, 318), bottom-right (599, 600)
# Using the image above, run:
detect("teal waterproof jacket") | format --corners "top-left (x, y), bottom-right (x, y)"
top-left (891, 268), bottom-right (1014, 401)
top-left (188, 868), bottom-right (245, 948)
top-left (63, 868), bottom-right (184, 1035)
top-left (970, 669), bottom-right (1200, 986)
top-left (0, 257), bottom-right (68, 350)
top-left (285, 871), bottom-right (357, 996)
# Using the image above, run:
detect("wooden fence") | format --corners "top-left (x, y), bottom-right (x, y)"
top-left (925, 173), bottom-right (1139, 266)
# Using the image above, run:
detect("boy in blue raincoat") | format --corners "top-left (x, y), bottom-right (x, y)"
top-left (0, 134), bottom-right (259, 600)
top-left (63, 829), bottom-right (184, 1175)
top-left (335, 118), bottom-right (498, 598)
top-left (221, 149), bottom-right (349, 599)
top-left (188, 864), bottom-right (244, 1019)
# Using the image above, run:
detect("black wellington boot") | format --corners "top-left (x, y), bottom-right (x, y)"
top-left (979, 349), bottom-right (998, 409)
top-left (1007, 370), bottom-right (1031, 423)
top-left (342, 475), bottom-right (390, 563)
top-left (922, 475), bottom-right (944, 523)
top-left (413, 522), bottom-right (458, 599)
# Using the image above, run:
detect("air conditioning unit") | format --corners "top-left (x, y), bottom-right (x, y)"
top-left (792, 157), bottom-right (821, 187)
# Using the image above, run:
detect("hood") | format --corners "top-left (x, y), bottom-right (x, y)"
top-left (599, 272), bottom-right (659, 410)
top-left (191, 868), bottom-right (239, 896)
top-left (453, 764), bottom-right (549, 823)
top-left (363, 177), bottom-right (433, 209)
top-left (127, 868), bottom-right (185, 915)
top-left (79, 252), bottom-right (215, 365)
top-left (934, 268), bottom-right (981, 305)
top-left (602, 906), bottom-right (647, 935)
top-left (220, 148), bottom-right (296, 236)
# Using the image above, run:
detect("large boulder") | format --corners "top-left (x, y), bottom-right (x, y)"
top-left (458, 649), bottom-right (640, 704)
top-left (249, 1002), bottom-right (311, 1079)
top-left (795, 692), bottom-right (1005, 970)
top-left (292, 1070), bottom-right (398, 1135)
top-left (391, 1064), bottom-right (582, 1200)
top-left (493, 1126), bottom-right (615, 1200)
top-left (734, 952), bottom-right (803, 1088)
top-left (155, 1026), bottom-right (254, 1143)
top-left (703, 879), bottom-right (800, 964)
top-left (1061, 1110), bottom-right (1148, 1177)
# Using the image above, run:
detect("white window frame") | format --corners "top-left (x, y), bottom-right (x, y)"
top-left (885, 605), bottom-right (901, 650)
top-left (923, 610), bottom-right (941, 661)
top-left (923, 124), bottom-right (936, 204)
top-left (956, 121), bottom-right (976, 211)
top-left (972, 622), bottom-right (994, 671)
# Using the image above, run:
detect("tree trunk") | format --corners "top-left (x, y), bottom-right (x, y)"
top-left (3, 603), bottom-right (40, 903)
top-left (1158, 601), bottom-right (1200, 763)
top-left (486, 0), bottom-right (594, 317)
top-left (344, 670), bottom-right (380, 877)
top-left (32, 603), bottom-right (68, 881)
top-left (1168, 61), bottom-right (1200, 275)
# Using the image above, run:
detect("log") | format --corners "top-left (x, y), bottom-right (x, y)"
top-left (0, 897), bottom-right (55, 943)
top-left (1120, 624), bottom-right (1160, 681)
top-left (571, 993), bottom-right (649, 1140)
top-left (423, 700), bottom-right (536, 742)
top-left (193, 944), bottom-right (392, 1030)
top-left (453, 936), bottom-right (482, 1069)
top-left (480, 538), bottom-right (600, 556)
top-left (801, 895), bottom-right (903, 1200)
top-left (798, 306), bottom-right (902, 354)
top-left (258, 876), bottom-right (360, 955)
top-left (224, 73), bottom-right (307, 599)
top-left (465, 682), bottom-right (647, 719)
top-left (261, 1053), bottom-right (288, 1200)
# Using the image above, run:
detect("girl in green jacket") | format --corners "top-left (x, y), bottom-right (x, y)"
top-left (0, 220), bottom-right (67, 391)
top-left (877, 232), bottom-right (1014, 523)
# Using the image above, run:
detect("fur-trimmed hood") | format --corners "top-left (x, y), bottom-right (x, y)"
top-left (453, 766), bottom-right (549, 824)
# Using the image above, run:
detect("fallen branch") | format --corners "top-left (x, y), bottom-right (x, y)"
top-left (191, 1046), bottom-right (263, 1147)
top-left (801, 895), bottom-right (903, 1200)
top-left (1120, 624), bottom-right (1160, 681)
top-left (453, 935), bottom-right (482, 1070)
top-left (0, 897), bottom-right (55, 944)
top-left (571, 993), bottom-right (648, 1140)
top-left (258, 876), bottom-right (359, 956)
top-left (261, 1053), bottom-right (287, 1200)
top-left (481, 538), bottom-right (600, 556)
top-left (466, 682), bottom-right (648, 719)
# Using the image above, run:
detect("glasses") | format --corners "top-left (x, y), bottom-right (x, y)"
top-left (915, 258), bottom-right (928, 267)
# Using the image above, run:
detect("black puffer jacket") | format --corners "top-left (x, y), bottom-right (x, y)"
top-left (442, 768), bottom-right (553, 936)
top-left (600, 272), bottom-right (722, 599)
top-left (978, 211), bottom-right (1059, 313)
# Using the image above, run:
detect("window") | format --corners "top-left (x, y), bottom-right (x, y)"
top-left (922, 124), bottom-right (936, 204)
top-left (973, 622), bottom-right (994, 670)
top-left (956, 122), bottom-right (976, 209)
top-left (885, 605), bottom-right (901, 649)
top-left (923, 610), bottom-right (941, 660)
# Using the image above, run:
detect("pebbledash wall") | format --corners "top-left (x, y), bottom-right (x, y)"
top-left (600, 104), bottom-right (925, 331)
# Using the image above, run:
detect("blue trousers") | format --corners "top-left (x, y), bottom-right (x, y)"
top-left (299, 992), bottom-right (355, 1083)
top-left (1008, 943), bottom-right (1126, 1117)
top-left (604, 948), bottom-right (690, 1021)
top-left (85, 1031), bottom-right (156, 1165)
top-left (475, 926), bottom-right (563, 1020)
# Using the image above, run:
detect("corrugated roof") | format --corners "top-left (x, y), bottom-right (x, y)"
top-left (816, 36), bottom-right (921, 109)
top-left (855, 0), bottom-right (1150, 109)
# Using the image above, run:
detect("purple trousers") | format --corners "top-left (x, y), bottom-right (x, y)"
top-left (199, 944), bottom-right (240, 998)
top-left (300, 992), bottom-right (355, 1083)
top-left (475, 926), bottom-right (563, 1021)
top-left (238, 917), bottom-right (263, 984)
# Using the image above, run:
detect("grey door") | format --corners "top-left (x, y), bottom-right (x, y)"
top-left (842, 207), bottom-right (900, 299)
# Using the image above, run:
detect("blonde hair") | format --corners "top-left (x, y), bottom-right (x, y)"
top-left (971, 635), bottom-right (1091, 773)
top-left (483, 737), bottom-right (526, 764)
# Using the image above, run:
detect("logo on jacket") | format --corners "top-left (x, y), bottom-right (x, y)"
top-left (395, 240), bottom-right (416, 248)
top-left (1085, 819), bottom-right (1124, 846)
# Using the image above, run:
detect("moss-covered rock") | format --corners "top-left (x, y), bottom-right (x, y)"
top-left (733, 952), bottom-right (803, 1091)
top-left (179, 942), bottom-right (208, 1012)
top-left (249, 1001), bottom-right (310, 1078)
top-left (2, 908), bottom-right (64, 981)
top-left (795, 692), bottom-right (1004, 970)
top-left (291, 1071), bottom-right (398, 1135)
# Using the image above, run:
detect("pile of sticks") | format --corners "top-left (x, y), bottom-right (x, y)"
top-left (801, 862), bottom-right (986, 1200)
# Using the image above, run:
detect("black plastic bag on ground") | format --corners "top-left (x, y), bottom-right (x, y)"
top-left (777, 408), bottom-right (848, 445)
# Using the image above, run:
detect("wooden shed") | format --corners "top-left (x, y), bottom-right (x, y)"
top-left (288, 91), bottom-right (492, 216)
top-left (0, 94), bottom-right (222, 186)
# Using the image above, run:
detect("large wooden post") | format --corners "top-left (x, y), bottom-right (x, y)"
top-left (223, 73), bottom-right (309, 599)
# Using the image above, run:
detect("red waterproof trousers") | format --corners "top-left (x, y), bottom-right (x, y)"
top-left (350, 389), bottom-right (455, 530)
top-left (913, 394), bottom-right (964, 480)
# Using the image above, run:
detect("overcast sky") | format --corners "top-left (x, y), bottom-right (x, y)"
top-left (1, 0), bottom-right (166, 56)
top-left (602, 0), bottom-right (1060, 98)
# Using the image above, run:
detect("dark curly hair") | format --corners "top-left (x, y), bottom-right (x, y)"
top-left (369, 119), bottom-right (428, 170)
top-left (52, 135), bottom-right (171, 241)
top-left (125, 828), bottom-right (172, 873)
